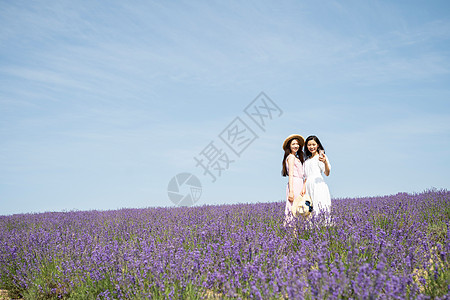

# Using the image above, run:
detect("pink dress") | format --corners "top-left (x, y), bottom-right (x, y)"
top-left (284, 154), bottom-right (304, 226)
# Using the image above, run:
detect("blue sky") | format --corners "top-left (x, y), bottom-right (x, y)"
top-left (1, 0), bottom-right (449, 215)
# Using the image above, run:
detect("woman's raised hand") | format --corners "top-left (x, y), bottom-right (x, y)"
top-left (319, 154), bottom-right (327, 164)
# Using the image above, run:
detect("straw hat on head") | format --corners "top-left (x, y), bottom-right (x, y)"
top-left (282, 134), bottom-right (305, 150)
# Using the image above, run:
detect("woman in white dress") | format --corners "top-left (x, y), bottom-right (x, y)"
top-left (302, 135), bottom-right (331, 215)
top-left (281, 134), bottom-right (305, 227)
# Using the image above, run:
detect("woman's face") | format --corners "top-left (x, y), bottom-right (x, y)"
top-left (307, 140), bottom-right (318, 155)
top-left (290, 139), bottom-right (300, 153)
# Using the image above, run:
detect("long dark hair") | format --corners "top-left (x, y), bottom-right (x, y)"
top-left (281, 138), bottom-right (304, 177)
top-left (304, 135), bottom-right (325, 159)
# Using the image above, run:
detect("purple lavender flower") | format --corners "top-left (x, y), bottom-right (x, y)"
top-left (0, 190), bottom-right (448, 298)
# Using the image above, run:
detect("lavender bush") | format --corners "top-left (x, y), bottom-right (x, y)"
top-left (0, 189), bottom-right (449, 299)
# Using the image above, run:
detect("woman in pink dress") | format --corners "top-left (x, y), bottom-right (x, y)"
top-left (281, 134), bottom-right (305, 227)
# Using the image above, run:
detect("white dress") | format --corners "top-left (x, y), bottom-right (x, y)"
top-left (304, 154), bottom-right (331, 213)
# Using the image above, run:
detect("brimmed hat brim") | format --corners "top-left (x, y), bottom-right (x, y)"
top-left (291, 194), bottom-right (313, 217)
top-left (283, 134), bottom-right (305, 150)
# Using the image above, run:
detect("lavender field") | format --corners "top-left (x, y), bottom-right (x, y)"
top-left (0, 190), bottom-right (449, 299)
